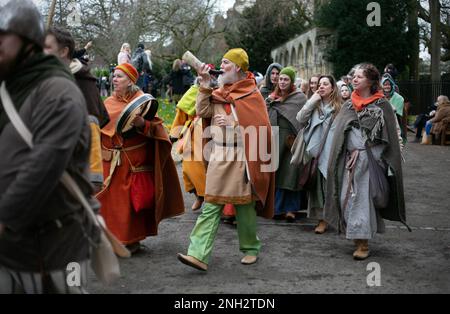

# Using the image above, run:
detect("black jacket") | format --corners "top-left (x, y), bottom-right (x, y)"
top-left (0, 76), bottom-right (99, 272)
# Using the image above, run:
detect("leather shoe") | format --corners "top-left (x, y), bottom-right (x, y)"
top-left (177, 253), bottom-right (207, 271)
top-left (241, 255), bottom-right (258, 265)
top-left (191, 197), bottom-right (204, 211)
top-left (285, 212), bottom-right (296, 223)
top-left (314, 220), bottom-right (328, 234)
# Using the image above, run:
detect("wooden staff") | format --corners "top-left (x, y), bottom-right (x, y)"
top-left (47, 0), bottom-right (57, 28)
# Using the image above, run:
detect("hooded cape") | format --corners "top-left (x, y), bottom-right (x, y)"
top-left (324, 98), bottom-right (409, 233)
top-left (208, 73), bottom-right (275, 218)
top-left (0, 53), bottom-right (73, 133)
top-left (98, 91), bottom-right (184, 239)
top-left (267, 89), bottom-right (306, 134)
top-left (260, 63), bottom-right (282, 100)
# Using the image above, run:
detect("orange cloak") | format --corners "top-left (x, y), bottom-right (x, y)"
top-left (97, 91), bottom-right (185, 244)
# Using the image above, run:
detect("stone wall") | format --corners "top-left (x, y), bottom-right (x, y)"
top-left (271, 27), bottom-right (334, 80)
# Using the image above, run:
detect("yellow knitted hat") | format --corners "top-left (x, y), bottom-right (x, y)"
top-left (223, 48), bottom-right (249, 72)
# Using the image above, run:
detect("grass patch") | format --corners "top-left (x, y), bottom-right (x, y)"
top-left (157, 98), bottom-right (177, 129)
top-left (407, 115), bottom-right (416, 125)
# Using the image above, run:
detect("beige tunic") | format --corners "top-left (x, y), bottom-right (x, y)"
top-left (196, 87), bottom-right (253, 204)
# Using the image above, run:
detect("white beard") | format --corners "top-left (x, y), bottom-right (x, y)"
top-left (218, 70), bottom-right (239, 88)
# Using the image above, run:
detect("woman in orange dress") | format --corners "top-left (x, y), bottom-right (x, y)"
top-left (97, 63), bottom-right (184, 253)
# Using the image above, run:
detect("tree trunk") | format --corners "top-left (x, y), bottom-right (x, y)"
top-left (408, 0), bottom-right (420, 80)
top-left (47, 0), bottom-right (57, 28)
top-left (430, 0), bottom-right (441, 100)
top-left (430, 0), bottom-right (441, 81)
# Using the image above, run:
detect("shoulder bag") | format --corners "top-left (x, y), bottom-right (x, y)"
top-left (0, 82), bottom-right (129, 285)
top-left (298, 116), bottom-right (333, 189)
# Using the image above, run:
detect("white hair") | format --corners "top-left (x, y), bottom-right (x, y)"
top-left (120, 43), bottom-right (130, 52)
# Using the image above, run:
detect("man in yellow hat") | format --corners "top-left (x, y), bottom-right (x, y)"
top-left (177, 48), bottom-right (275, 271)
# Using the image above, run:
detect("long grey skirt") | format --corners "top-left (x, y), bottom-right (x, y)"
top-left (340, 128), bottom-right (385, 239)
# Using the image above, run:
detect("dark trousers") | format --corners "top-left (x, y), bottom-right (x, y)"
top-left (414, 114), bottom-right (429, 138)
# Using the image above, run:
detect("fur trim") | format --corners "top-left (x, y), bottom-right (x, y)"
top-left (69, 58), bottom-right (83, 74)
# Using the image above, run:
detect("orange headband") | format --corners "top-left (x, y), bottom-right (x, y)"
top-left (115, 63), bottom-right (138, 84)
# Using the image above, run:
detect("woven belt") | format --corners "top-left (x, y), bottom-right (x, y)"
top-left (102, 142), bottom-right (147, 188)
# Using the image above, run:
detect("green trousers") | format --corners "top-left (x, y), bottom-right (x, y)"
top-left (187, 201), bottom-right (261, 264)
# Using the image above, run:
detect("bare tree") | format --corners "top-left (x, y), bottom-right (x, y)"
top-left (140, 0), bottom-right (225, 60)
top-left (418, 0), bottom-right (450, 63)
top-left (50, 0), bottom-right (225, 67)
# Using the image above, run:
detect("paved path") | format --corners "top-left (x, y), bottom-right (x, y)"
top-left (90, 133), bottom-right (450, 294)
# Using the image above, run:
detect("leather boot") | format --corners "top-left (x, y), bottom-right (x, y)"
top-left (314, 220), bottom-right (328, 234)
top-left (353, 239), bottom-right (370, 260)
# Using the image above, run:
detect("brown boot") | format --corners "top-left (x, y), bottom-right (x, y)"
top-left (353, 240), bottom-right (370, 260)
top-left (314, 220), bottom-right (328, 234)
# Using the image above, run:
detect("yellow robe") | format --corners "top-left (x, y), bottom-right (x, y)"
top-left (170, 109), bottom-right (206, 197)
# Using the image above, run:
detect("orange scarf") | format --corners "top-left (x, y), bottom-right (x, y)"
top-left (351, 90), bottom-right (385, 111)
top-left (101, 90), bottom-right (144, 137)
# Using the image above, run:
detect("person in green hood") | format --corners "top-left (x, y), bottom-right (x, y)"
top-left (382, 74), bottom-right (407, 144)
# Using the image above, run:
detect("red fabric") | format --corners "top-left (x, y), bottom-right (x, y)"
top-left (130, 171), bottom-right (155, 213)
top-left (223, 204), bottom-right (236, 216)
top-left (351, 90), bottom-right (385, 111)
top-left (223, 104), bottom-right (231, 115)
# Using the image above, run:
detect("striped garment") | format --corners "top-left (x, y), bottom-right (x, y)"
top-left (0, 261), bottom-right (89, 294)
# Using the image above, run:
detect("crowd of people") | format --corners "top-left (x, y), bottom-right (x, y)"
top-left (1, 0), bottom-right (448, 294)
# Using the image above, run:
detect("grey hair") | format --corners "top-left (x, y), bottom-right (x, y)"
top-left (127, 84), bottom-right (141, 94)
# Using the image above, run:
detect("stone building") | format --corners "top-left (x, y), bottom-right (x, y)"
top-left (270, 0), bottom-right (334, 80)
